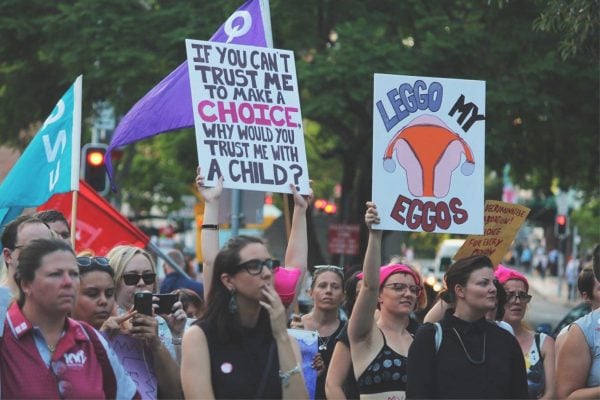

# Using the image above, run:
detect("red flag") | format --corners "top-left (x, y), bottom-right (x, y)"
top-left (38, 180), bottom-right (149, 255)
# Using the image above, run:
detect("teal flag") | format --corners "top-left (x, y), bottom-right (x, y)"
top-left (0, 76), bottom-right (82, 227)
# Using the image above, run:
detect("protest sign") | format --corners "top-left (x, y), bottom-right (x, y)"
top-left (186, 39), bottom-right (309, 195)
top-left (454, 200), bottom-right (530, 266)
top-left (372, 74), bottom-right (485, 234)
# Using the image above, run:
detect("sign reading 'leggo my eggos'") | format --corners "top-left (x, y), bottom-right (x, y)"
top-left (186, 39), bottom-right (310, 195)
top-left (372, 74), bottom-right (486, 234)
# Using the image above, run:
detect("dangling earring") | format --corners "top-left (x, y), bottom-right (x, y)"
top-left (228, 288), bottom-right (238, 314)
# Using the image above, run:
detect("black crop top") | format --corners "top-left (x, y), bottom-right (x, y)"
top-left (356, 329), bottom-right (409, 395)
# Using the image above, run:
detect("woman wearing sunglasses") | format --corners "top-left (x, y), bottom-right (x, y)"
top-left (108, 245), bottom-right (185, 399)
top-left (348, 202), bottom-right (424, 400)
top-left (182, 235), bottom-right (307, 399)
top-left (496, 266), bottom-right (556, 399)
top-left (0, 238), bottom-right (137, 399)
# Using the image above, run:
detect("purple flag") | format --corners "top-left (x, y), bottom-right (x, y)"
top-left (106, 0), bottom-right (271, 189)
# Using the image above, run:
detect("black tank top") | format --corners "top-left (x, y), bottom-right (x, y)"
top-left (198, 320), bottom-right (282, 399)
top-left (356, 329), bottom-right (409, 395)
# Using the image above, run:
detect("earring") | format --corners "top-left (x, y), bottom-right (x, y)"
top-left (228, 288), bottom-right (238, 314)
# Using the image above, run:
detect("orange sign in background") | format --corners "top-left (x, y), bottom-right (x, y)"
top-left (454, 200), bottom-right (530, 267)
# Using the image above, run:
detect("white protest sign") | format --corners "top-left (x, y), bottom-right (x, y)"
top-left (372, 74), bottom-right (485, 234)
top-left (186, 39), bottom-right (310, 195)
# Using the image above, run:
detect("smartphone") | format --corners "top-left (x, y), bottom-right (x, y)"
top-left (134, 292), bottom-right (153, 316)
top-left (155, 293), bottom-right (179, 314)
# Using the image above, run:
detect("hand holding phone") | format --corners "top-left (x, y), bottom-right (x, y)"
top-left (134, 292), bottom-right (153, 316)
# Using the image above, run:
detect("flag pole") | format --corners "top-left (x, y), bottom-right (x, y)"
top-left (70, 191), bottom-right (78, 248)
top-left (147, 241), bottom-right (192, 280)
top-left (70, 75), bottom-right (83, 249)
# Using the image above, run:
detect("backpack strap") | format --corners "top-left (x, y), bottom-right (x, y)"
top-left (81, 323), bottom-right (117, 399)
top-left (434, 322), bottom-right (443, 353)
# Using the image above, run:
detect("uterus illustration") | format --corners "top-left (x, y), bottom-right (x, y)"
top-left (382, 115), bottom-right (475, 198)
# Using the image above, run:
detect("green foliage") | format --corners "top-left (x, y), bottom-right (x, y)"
top-left (0, 0), bottom-right (598, 220)
top-left (571, 197), bottom-right (600, 251)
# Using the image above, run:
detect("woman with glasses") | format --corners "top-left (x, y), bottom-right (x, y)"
top-left (0, 238), bottom-right (137, 399)
top-left (181, 235), bottom-right (308, 399)
top-left (195, 167), bottom-right (310, 312)
top-left (407, 255), bottom-right (528, 399)
top-left (496, 266), bottom-right (556, 399)
top-left (108, 245), bottom-right (185, 399)
top-left (348, 203), bottom-right (424, 400)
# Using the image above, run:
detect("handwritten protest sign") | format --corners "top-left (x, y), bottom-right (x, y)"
top-left (372, 74), bottom-right (485, 234)
top-left (186, 39), bottom-right (310, 194)
top-left (454, 200), bottom-right (530, 266)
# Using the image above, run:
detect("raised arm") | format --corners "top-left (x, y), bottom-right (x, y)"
top-left (195, 166), bottom-right (223, 300)
top-left (284, 183), bottom-right (312, 307)
top-left (348, 202), bottom-right (382, 343)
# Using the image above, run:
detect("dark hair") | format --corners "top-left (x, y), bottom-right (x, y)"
top-left (578, 267), bottom-right (597, 300)
top-left (15, 238), bottom-right (75, 306)
top-left (343, 267), bottom-right (363, 317)
top-left (440, 255), bottom-right (494, 304)
top-left (33, 210), bottom-right (70, 233)
top-left (1, 215), bottom-right (47, 250)
top-left (593, 244), bottom-right (600, 281)
top-left (176, 288), bottom-right (206, 318)
top-left (494, 279), bottom-right (507, 320)
top-left (201, 235), bottom-right (270, 343)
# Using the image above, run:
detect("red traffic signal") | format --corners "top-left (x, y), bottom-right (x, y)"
top-left (555, 214), bottom-right (568, 236)
top-left (81, 143), bottom-right (109, 195)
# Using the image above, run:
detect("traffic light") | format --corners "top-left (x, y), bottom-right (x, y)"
top-left (555, 214), bottom-right (568, 237)
top-left (81, 143), bottom-right (109, 195)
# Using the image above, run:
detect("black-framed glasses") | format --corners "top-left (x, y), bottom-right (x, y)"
top-left (382, 282), bottom-right (422, 296)
top-left (235, 259), bottom-right (280, 276)
top-left (123, 273), bottom-right (157, 286)
top-left (314, 265), bottom-right (344, 278)
top-left (506, 291), bottom-right (532, 303)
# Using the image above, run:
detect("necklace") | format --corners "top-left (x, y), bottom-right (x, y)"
top-left (452, 328), bottom-right (486, 365)
top-left (317, 333), bottom-right (331, 351)
top-left (47, 343), bottom-right (56, 354)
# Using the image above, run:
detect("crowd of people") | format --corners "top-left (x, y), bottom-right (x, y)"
top-left (0, 168), bottom-right (598, 399)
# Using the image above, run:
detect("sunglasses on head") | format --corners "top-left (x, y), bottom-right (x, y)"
top-left (76, 256), bottom-right (110, 267)
top-left (122, 272), bottom-right (157, 286)
top-left (313, 265), bottom-right (344, 278)
top-left (235, 258), bottom-right (280, 276)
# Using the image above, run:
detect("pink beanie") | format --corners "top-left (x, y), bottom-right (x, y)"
top-left (273, 266), bottom-right (302, 307)
top-left (357, 264), bottom-right (421, 287)
top-left (495, 264), bottom-right (529, 291)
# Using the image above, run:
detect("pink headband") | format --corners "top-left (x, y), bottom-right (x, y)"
top-left (494, 265), bottom-right (529, 291)
top-left (357, 264), bottom-right (421, 287)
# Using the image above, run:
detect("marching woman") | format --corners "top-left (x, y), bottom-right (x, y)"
top-left (181, 235), bottom-right (307, 399)
top-left (407, 254), bottom-right (528, 399)
top-left (496, 266), bottom-right (556, 399)
top-left (348, 202), bottom-right (424, 400)
top-left (0, 238), bottom-right (137, 398)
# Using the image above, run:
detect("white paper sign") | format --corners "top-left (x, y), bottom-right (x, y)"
top-left (372, 74), bottom-right (485, 234)
top-left (186, 39), bottom-right (310, 195)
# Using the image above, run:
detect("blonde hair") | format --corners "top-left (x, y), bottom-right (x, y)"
top-left (107, 245), bottom-right (157, 292)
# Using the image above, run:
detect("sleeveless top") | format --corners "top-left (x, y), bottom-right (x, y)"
top-left (315, 321), bottom-right (345, 399)
top-left (574, 308), bottom-right (600, 387)
top-left (356, 329), bottom-right (410, 395)
top-left (197, 319), bottom-right (282, 399)
top-left (524, 332), bottom-right (547, 399)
